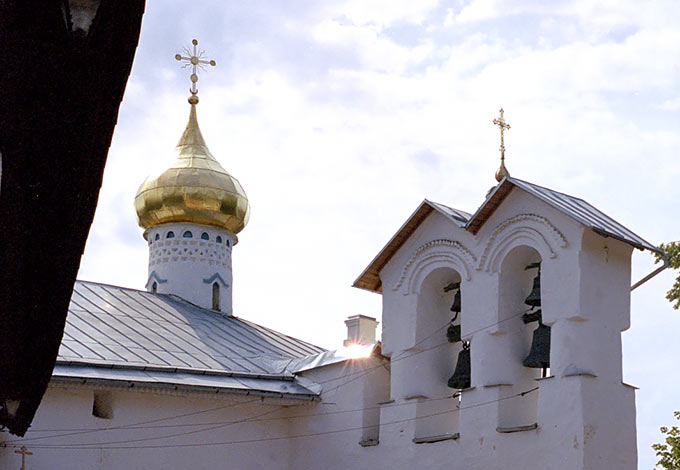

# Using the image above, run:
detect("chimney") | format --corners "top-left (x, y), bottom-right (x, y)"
top-left (344, 315), bottom-right (378, 346)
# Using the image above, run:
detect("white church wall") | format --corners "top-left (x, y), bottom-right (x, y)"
top-left (0, 385), bottom-right (297, 470)
top-left (290, 356), bottom-right (390, 469)
top-left (144, 222), bottom-right (236, 314)
top-left (374, 189), bottom-right (637, 470)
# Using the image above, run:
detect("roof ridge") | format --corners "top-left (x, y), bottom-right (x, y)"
top-left (424, 199), bottom-right (473, 218)
top-left (236, 317), bottom-right (326, 352)
top-left (75, 279), bottom-right (146, 293)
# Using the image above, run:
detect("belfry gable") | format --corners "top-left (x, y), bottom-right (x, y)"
top-left (354, 176), bottom-right (661, 295)
top-left (352, 200), bottom-right (471, 293)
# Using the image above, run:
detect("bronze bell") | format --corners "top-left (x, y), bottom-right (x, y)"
top-left (524, 264), bottom-right (541, 307)
top-left (446, 323), bottom-right (461, 343)
top-left (448, 342), bottom-right (471, 389)
top-left (523, 323), bottom-right (550, 369)
top-left (446, 289), bottom-right (461, 343)
top-left (522, 308), bottom-right (542, 324)
top-left (450, 289), bottom-right (461, 313)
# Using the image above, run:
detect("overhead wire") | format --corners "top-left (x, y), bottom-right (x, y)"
top-left (317, 306), bottom-right (533, 397)
top-left (6, 307), bottom-right (534, 443)
top-left (8, 393), bottom-right (459, 440)
top-left (1, 398), bottom-right (261, 444)
top-left (15, 316), bottom-right (457, 437)
top-left (8, 386), bottom-right (539, 450)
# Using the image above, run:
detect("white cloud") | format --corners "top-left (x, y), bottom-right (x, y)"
top-left (453, 0), bottom-right (502, 24)
top-left (311, 19), bottom-right (435, 74)
top-left (330, 0), bottom-right (442, 29)
top-left (657, 96), bottom-right (680, 110)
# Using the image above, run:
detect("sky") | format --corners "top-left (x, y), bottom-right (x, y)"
top-left (76, 1), bottom-right (680, 467)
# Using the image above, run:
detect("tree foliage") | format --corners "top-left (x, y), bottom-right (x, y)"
top-left (654, 242), bottom-right (680, 310)
top-left (653, 411), bottom-right (680, 469)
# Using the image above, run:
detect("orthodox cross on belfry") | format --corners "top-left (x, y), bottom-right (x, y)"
top-left (14, 446), bottom-right (33, 470)
top-left (175, 39), bottom-right (216, 102)
top-left (492, 108), bottom-right (511, 182)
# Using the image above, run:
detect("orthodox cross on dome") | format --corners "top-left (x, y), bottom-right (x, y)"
top-left (175, 39), bottom-right (216, 104)
top-left (14, 446), bottom-right (33, 470)
top-left (493, 108), bottom-right (511, 182)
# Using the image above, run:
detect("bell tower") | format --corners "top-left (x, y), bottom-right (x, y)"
top-left (134, 40), bottom-right (249, 315)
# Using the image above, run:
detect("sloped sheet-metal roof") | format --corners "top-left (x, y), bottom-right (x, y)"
top-left (55, 281), bottom-right (326, 398)
top-left (466, 177), bottom-right (662, 254)
top-left (51, 364), bottom-right (321, 399)
top-left (352, 200), bottom-right (471, 293)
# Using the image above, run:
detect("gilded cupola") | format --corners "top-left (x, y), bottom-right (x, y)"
top-left (134, 40), bottom-right (249, 235)
top-left (134, 101), bottom-right (249, 234)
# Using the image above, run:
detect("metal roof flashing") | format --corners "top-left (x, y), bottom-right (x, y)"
top-left (291, 342), bottom-right (383, 373)
top-left (51, 364), bottom-right (320, 401)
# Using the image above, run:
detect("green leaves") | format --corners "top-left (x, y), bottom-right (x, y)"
top-left (653, 411), bottom-right (680, 469)
top-left (654, 242), bottom-right (680, 310)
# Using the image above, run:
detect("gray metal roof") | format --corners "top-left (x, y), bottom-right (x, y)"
top-left (426, 200), bottom-right (471, 227)
top-left (466, 177), bottom-right (662, 254)
top-left (56, 281), bottom-right (327, 396)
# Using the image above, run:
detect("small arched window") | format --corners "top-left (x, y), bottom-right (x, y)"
top-left (183, 231), bottom-right (193, 238)
top-left (155, 233), bottom-right (160, 241)
top-left (201, 232), bottom-right (209, 240)
top-left (152, 282), bottom-right (157, 293)
top-left (166, 231), bottom-right (175, 239)
top-left (212, 282), bottom-right (220, 311)
top-left (226, 239), bottom-right (230, 247)
top-left (216, 236), bottom-right (223, 244)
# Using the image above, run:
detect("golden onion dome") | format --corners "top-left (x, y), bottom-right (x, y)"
top-left (134, 101), bottom-right (249, 234)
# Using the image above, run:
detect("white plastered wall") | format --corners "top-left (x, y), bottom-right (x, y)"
top-left (375, 188), bottom-right (637, 470)
top-left (0, 385), bottom-right (296, 470)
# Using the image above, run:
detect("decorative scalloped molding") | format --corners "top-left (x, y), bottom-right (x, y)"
top-left (393, 239), bottom-right (476, 293)
top-left (478, 213), bottom-right (568, 272)
top-left (150, 240), bottom-right (230, 268)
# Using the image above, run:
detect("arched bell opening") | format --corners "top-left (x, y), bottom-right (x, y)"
top-left (497, 245), bottom-right (544, 430)
top-left (413, 266), bottom-right (462, 439)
